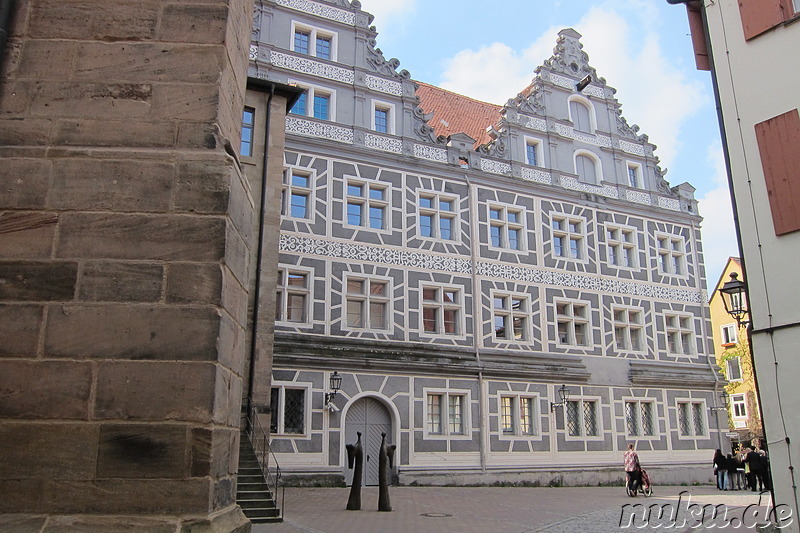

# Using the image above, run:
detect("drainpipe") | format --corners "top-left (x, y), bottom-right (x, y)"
top-left (464, 171), bottom-right (488, 474)
top-left (247, 84), bottom-right (275, 421)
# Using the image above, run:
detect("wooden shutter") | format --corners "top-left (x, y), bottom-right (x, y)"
top-left (686, 3), bottom-right (710, 70)
top-left (754, 109), bottom-right (800, 235)
top-left (738, 0), bottom-right (790, 40)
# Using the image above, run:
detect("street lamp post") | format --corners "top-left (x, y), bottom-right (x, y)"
top-left (550, 384), bottom-right (570, 413)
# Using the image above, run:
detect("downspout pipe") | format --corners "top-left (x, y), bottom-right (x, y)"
top-left (244, 79), bottom-right (304, 421)
top-left (247, 84), bottom-right (275, 420)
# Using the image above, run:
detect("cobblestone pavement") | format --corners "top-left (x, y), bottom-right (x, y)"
top-left (253, 486), bottom-right (778, 533)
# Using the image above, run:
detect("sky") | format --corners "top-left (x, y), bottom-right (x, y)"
top-left (358, 0), bottom-right (738, 292)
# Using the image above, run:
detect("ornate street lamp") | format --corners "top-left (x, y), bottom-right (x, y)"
top-left (550, 384), bottom-right (570, 412)
top-left (719, 272), bottom-right (750, 328)
top-left (324, 371), bottom-right (342, 406)
top-left (710, 390), bottom-right (730, 412)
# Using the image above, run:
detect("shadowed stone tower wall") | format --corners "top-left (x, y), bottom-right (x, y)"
top-left (0, 0), bottom-right (260, 530)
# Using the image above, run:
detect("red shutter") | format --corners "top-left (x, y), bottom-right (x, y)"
top-left (754, 109), bottom-right (800, 236)
top-left (686, 4), bottom-right (710, 71)
top-left (738, 0), bottom-right (786, 40)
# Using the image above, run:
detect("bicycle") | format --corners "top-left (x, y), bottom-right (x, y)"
top-left (626, 468), bottom-right (653, 497)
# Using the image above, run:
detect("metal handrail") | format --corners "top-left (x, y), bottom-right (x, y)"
top-left (244, 406), bottom-right (285, 520)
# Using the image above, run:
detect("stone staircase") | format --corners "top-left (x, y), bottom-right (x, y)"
top-left (236, 431), bottom-right (282, 524)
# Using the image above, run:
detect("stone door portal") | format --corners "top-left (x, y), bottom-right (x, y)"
top-left (344, 397), bottom-right (392, 486)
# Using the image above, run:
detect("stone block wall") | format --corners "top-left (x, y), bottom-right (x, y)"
top-left (0, 0), bottom-right (256, 530)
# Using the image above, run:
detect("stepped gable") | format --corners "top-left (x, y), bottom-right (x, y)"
top-left (414, 81), bottom-right (502, 148)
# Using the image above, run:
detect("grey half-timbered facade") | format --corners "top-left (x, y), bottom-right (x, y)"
top-left (244, 0), bottom-right (723, 486)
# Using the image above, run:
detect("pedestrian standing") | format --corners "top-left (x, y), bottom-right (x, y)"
top-left (713, 449), bottom-right (726, 490)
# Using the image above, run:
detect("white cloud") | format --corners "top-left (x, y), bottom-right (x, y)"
top-left (696, 141), bottom-right (740, 290)
top-left (359, 0), bottom-right (417, 37)
top-left (436, 5), bottom-right (708, 170)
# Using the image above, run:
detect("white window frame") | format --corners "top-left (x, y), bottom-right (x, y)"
top-left (721, 323), bottom-right (738, 345)
top-left (551, 213), bottom-right (587, 262)
top-left (564, 396), bottom-right (603, 441)
top-left (676, 399), bottom-right (708, 439)
top-left (276, 266), bottom-right (313, 326)
top-left (524, 136), bottom-right (543, 167)
top-left (656, 233), bottom-right (687, 277)
top-left (343, 275), bottom-right (391, 331)
top-left (282, 168), bottom-right (315, 220)
top-left (270, 382), bottom-right (311, 437)
top-left (626, 161), bottom-right (643, 188)
top-left (726, 356), bottom-right (743, 382)
top-left (567, 95), bottom-right (596, 133)
top-left (664, 312), bottom-right (695, 356)
top-left (287, 79), bottom-right (336, 121)
top-left (423, 389), bottom-right (472, 439)
top-left (612, 306), bottom-right (646, 354)
top-left (291, 21), bottom-right (338, 61)
top-left (574, 150), bottom-right (602, 184)
top-left (418, 191), bottom-right (459, 242)
top-left (344, 177), bottom-right (390, 232)
top-left (499, 393), bottom-right (541, 439)
top-left (623, 398), bottom-right (658, 439)
top-left (491, 291), bottom-right (532, 343)
top-left (605, 223), bottom-right (638, 269)
top-left (241, 106), bottom-right (255, 158)
top-left (420, 284), bottom-right (464, 337)
top-left (555, 299), bottom-right (592, 348)
top-left (371, 99), bottom-right (396, 135)
top-left (731, 394), bottom-right (748, 420)
top-left (488, 203), bottom-right (526, 252)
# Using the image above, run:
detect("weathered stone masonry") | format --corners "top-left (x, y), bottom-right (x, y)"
top-left (0, 0), bottom-right (260, 530)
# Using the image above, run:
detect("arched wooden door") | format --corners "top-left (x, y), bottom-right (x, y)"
top-left (344, 397), bottom-right (392, 486)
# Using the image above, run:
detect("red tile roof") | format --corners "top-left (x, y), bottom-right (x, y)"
top-left (415, 81), bottom-right (503, 147)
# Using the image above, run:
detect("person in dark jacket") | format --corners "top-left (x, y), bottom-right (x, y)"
top-left (745, 447), bottom-right (765, 492)
top-left (726, 454), bottom-right (739, 490)
top-left (713, 449), bottom-right (726, 490)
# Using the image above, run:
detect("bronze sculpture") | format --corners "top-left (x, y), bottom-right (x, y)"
top-left (345, 431), bottom-right (363, 510)
top-left (378, 432), bottom-right (396, 512)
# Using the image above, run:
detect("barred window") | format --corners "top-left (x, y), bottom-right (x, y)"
top-left (270, 386), bottom-right (306, 435)
top-left (566, 399), bottom-right (599, 437)
top-left (677, 400), bottom-right (706, 437)
top-left (625, 400), bottom-right (655, 437)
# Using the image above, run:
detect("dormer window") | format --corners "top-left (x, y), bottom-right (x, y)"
top-left (574, 151), bottom-right (601, 184)
top-left (569, 98), bottom-right (593, 133)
